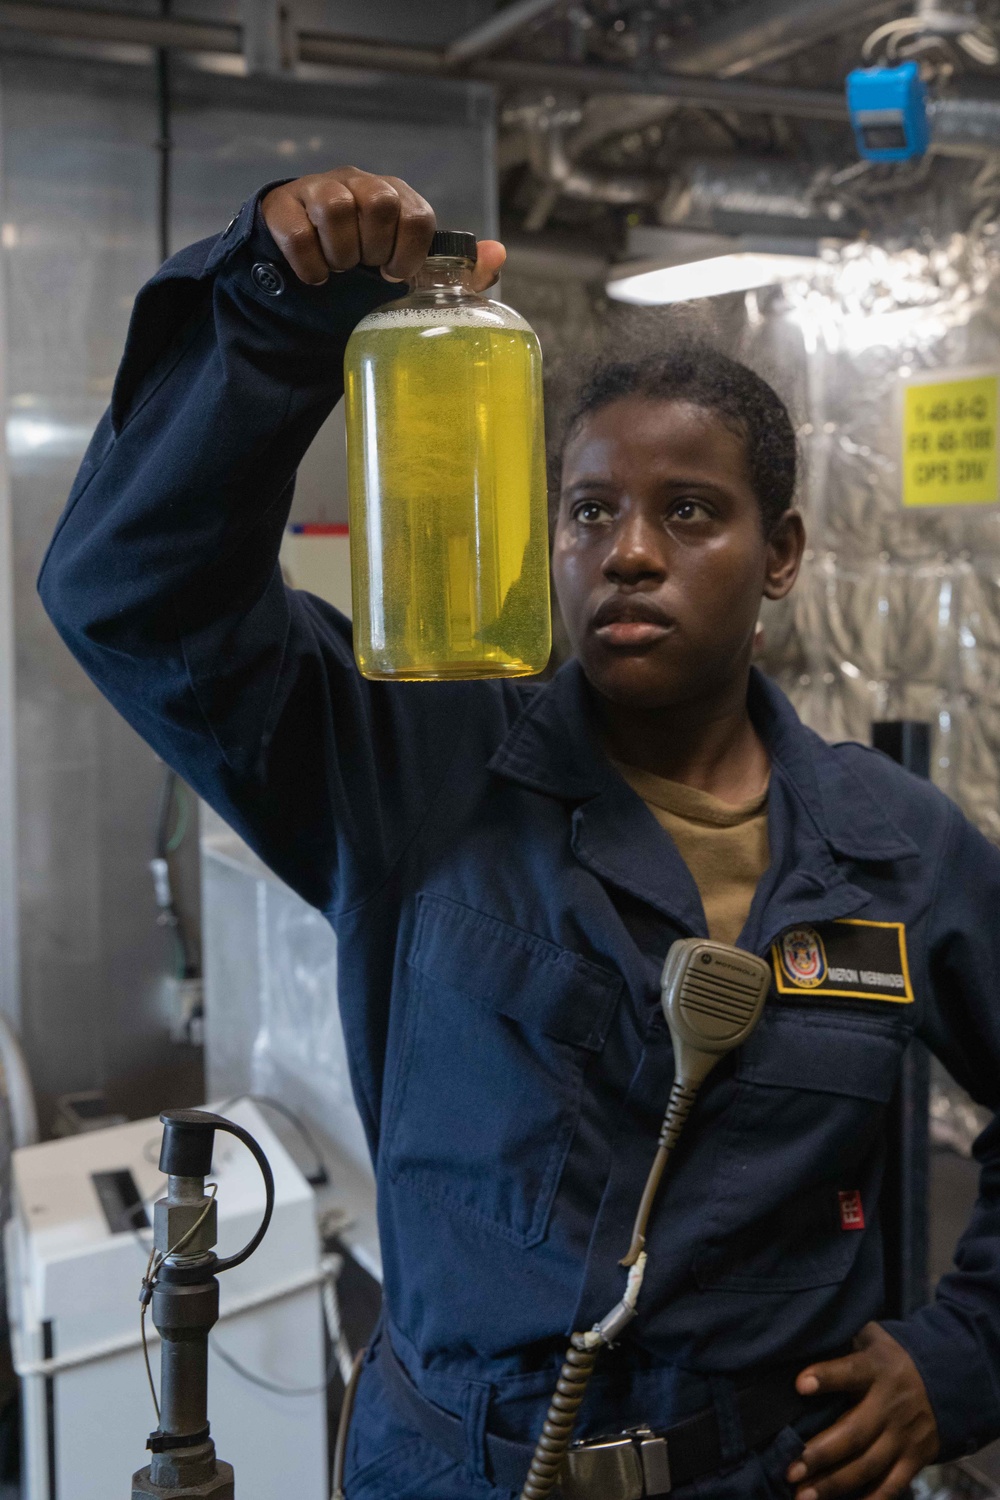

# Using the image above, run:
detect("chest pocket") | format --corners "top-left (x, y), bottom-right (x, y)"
top-left (694, 1008), bottom-right (907, 1293)
top-left (384, 893), bottom-right (623, 1249)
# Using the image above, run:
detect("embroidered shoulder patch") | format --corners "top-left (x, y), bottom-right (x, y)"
top-left (771, 919), bottom-right (913, 1005)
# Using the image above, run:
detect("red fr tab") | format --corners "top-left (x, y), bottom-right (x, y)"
top-left (838, 1190), bottom-right (865, 1231)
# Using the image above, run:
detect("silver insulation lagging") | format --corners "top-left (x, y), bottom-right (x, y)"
top-left (518, 939), bottom-right (772, 1500)
top-left (741, 225), bottom-right (1000, 844)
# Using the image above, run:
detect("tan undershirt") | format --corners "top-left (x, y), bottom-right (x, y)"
top-left (614, 764), bottom-right (771, 946)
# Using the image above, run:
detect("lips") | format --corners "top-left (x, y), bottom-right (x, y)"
top-left (591, 597), bottom-right (674, 649)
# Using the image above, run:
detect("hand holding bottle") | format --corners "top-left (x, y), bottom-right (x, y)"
top-left (263, 169), bottom-right (548, 684)
top-left (262, 168), bottom-right (506, 288)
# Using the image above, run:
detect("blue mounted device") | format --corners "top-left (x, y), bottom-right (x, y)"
top-left (846, 60), bottom-right (930, 161)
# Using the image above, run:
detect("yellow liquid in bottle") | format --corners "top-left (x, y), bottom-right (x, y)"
top-left (344, 302), bottom-right (551, 680)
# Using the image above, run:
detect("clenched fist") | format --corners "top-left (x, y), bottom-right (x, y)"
top-left (262, 168), bottom-right (505, 289)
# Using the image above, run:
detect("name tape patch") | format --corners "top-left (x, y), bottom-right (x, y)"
top-left (771, 919), bottom-right (913, 1005)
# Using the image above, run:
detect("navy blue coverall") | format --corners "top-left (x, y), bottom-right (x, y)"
top-left (39, 186), bottom-right (1000, 1498)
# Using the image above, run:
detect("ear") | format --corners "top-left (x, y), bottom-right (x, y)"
top-left (762, 509), bottom-right (806, 601)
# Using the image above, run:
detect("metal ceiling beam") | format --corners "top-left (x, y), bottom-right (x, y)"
top-left (0, 1), bottom-right (239, 52)
top-left (662, 0), bottom-right (895, 78)
top-left (446, 0), bottom-right (565, 63)
top-left (0, 3), bottom-right (849, 121)
top-left (296, 31), bottom-right (443, 74)
top-left (479, 58), bottom-right (848, 120)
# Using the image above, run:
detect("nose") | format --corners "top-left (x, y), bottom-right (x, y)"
top-left (602, 509), bottom-right (666, 587)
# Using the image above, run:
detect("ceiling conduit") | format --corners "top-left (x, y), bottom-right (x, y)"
top-left (446, 0), bottom-right (567, 63)
top-left (0, 3), bottom-right (849, 120)
top-left (662, 0), bottom-right (899, 77)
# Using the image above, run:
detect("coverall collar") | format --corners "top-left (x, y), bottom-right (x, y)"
top-left (488, 661), bottom-right (918, 936)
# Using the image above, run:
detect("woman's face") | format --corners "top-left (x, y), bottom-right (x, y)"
top-left (552, 395), bottom-right (805, 713)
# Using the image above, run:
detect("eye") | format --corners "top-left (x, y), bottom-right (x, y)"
top-left (668, 497), bottom-right (713, 524)
top-left (570, 499), bottom-right (611, 525)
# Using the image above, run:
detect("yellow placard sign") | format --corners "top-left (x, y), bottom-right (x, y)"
top-left (902, 374), bottom-right (999, 508)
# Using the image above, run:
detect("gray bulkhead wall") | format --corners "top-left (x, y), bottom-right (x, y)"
top-left (743, 239), bottom-right (1000, 845)
top-left (2, 53), bottom-right (187, 1125)
top-left (0, 40), bottom-right (496, 1128)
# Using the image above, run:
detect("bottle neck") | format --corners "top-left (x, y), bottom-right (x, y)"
top-left (410, 255), bottom-right (476, 298)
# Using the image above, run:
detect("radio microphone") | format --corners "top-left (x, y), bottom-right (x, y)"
top-left (621, 937), bottom-right (772, 1268)
top-left (519, 938), bottom-right (772, 1500)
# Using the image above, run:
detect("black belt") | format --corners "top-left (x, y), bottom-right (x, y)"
top-left (377, 1333), bottom-right (821, 1498)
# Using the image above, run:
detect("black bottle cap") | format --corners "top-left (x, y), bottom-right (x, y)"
top-left (429, 230), bottom-right (478, 263)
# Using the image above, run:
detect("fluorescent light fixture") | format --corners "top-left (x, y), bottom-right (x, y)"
top-left (607, 251), bottom-right (822, 306)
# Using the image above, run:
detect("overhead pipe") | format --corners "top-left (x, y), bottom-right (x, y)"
top-left (446, 0), bottom-right (566, 63)
top-left (520, 151), bottom-right (850, 237)
top-left (479, 59), bottom-right (848, 121)
top-left (0, 3), bottom-right (849, 121)
top-left (501, 93), bottom-right (679, 171)
top-left (564, 95), bottom-right (678, 159)
top-left (0, 1), bottom-right (239, 52)
top-left (661, 158), bottom-right (848, 225)
top-left (662, 0), bottom-right (896, 78)
top-left (928, 94), bottom-right (1000, 155)
top-left (524, 124), bottom-right (661, 230)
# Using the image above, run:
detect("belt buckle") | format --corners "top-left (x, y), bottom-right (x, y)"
top-left (561, 1426), bottom-right (671, 1500)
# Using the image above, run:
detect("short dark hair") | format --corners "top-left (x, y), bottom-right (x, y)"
top-left (557, 340), bottom-right (797, 536)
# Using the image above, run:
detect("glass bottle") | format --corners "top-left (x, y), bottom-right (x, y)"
top-left (343, 230), bottom-right (551, 680)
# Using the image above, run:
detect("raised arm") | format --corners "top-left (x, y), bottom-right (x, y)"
top-left (39, 168), bottom-right (504, 914)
